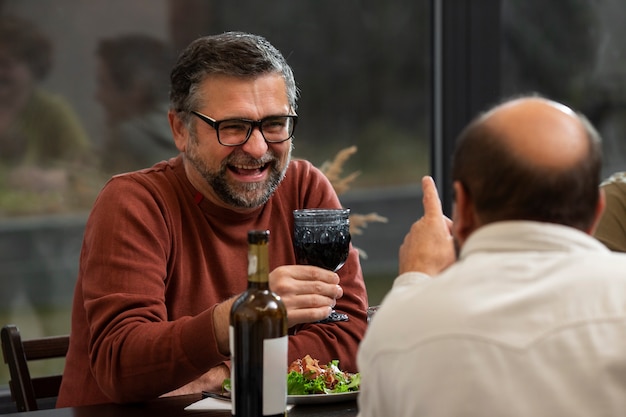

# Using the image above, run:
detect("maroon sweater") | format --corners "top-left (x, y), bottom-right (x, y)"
top-left (57, 156), bottom-right (368, 406)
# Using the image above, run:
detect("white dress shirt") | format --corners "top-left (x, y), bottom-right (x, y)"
top-left (358, 221), bottom-right (626, 417)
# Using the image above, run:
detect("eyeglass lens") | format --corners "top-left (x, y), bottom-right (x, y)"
top-left (218, 116), bottom-right (295, 145)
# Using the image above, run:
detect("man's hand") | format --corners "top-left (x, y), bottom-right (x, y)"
top-left (399, 176), bottom-right (456, 276)
top-left (212, 265), bottom-right (342, 355)
top-left (161, 363), bottom-right (229, 397)
top-left (269, 265), bottom-right (343, 328)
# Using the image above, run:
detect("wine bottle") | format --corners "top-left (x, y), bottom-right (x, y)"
top-left (230, 230), bottom-right (288, 417)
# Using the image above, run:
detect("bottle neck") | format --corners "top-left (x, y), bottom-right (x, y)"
top-left (248, 239), bottom-right (270, 287)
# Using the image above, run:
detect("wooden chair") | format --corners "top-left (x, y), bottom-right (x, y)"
top-left (1, 324), bottom-right (69, 412)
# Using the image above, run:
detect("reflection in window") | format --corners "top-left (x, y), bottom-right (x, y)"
top-left (502, 0), bottom-right (626, 179)
top-left (95, 34), bottom-right (178, 174)
top-left (0, 15), bottom-right (95, 216)
top-left (0, 0), bottom-right (430, 391)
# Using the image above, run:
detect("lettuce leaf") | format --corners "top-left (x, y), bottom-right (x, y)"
top-left (224, 359), bottom-right (360, 396)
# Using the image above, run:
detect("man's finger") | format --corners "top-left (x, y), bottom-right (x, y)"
top-left (421, 176), bottom-right (443, 218)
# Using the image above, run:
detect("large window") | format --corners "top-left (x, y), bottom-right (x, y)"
top-left (0, 0), bottom-right (430, 391)
top-left (4, 0), bottom-right (625, 403)
top-left (434, 0), bottom-right (626, 214)
top-left (501, 0), bottom-right (626, 180)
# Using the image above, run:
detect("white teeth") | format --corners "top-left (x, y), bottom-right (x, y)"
top-left (234, 164), bottom-right (263, 170)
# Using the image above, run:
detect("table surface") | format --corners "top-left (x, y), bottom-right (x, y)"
top-left (3, 394), bottom-right (359, 417)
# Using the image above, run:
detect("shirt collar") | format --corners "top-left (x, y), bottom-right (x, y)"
top-left (460, 221), bottom-right (609, 259)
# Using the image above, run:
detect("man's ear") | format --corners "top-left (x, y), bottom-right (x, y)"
top-left (587, 188), bottom-right (606, 235)
top-left (168, 110), bottom-right (188, 152)
top-left (452, 181), bottom-right (478, 246)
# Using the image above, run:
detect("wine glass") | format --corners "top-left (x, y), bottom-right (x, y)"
top-left (293, 208), bottom-right (351, 322)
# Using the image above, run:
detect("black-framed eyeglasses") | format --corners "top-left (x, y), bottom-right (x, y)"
top-left (190, 110), bottom-right (298, 147)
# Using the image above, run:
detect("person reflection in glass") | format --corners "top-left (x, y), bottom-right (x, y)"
top-left (0, 15), bottom-right (90, 203)
top-left (95, 34), bottom-right (179, 174)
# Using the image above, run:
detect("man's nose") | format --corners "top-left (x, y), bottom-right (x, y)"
top-left (241, 126), bottom-right (269, 158)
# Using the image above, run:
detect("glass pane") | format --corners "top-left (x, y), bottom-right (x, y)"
top-left (0, 0), bottom-right (431, 392)
top-left (502, 0), bottom-right (626, 179)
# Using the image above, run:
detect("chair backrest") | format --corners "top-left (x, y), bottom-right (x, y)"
top-left (1, 324), bottom-right (69, 412)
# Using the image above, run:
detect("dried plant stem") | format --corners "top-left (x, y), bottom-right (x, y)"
top-left (319, 146), bottom-right (361, 195)
top-left (350, 212), bottom-right (388, 236)
top-left (318, 146), bottom-right (389, 260)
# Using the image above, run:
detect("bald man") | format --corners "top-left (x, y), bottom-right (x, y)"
top-left (357, 96), bottom-right (626, 417)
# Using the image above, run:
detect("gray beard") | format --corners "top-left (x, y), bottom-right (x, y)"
top-left (206, 161), bottom-right (287, 208)
top-left (186, 134), bottom-right (290, 209)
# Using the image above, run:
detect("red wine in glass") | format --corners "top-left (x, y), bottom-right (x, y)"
top-left (293, 208), bottom-right (351, 322)
top-left (294, 240), bottom-right (349, 271)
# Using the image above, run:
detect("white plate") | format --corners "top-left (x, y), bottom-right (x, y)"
top-left (287, 391), bottom-right (358, 405)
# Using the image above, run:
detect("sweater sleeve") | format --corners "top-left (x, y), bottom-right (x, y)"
top-left (80, 176), bottom-right (226, 402)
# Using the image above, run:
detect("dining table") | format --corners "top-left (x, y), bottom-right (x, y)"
top-left (2, 393), bottom-right (359, 417)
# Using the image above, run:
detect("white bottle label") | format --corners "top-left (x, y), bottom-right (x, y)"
top-left (229, 325), bottom-right (236, 416)
top-left (229, 328), bottom-right (288, 416)
top-left (263, 335), bottom-right (288, 415)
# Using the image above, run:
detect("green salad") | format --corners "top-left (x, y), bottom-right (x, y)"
top-left (223, 355), bottom-right (360, 395)
top-left (287, 357), bottom-right (360, 394)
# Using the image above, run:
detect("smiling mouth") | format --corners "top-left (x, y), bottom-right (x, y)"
top-left (228, 162), bottom-right (270, 176)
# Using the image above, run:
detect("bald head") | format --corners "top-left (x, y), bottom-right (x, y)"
top-left (480, 97), bottom-right (588, 169)
top-left (451, 95), bottom-right (602, 231)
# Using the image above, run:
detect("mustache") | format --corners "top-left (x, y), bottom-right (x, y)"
top-left (223, 151), bottom-right (277, 168)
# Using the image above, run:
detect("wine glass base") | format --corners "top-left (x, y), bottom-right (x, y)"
top-left (316, 311), bottom-right (349, 324)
